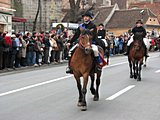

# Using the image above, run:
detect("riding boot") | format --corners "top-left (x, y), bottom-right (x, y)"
top-left (124, 46), bottom-right (130, 55)
top-left (95, 56), bottom-right (102, 72)
top-left (145, 46), bottom-right (149, 57)
top-left (66, 56), bottom-right (73, 74)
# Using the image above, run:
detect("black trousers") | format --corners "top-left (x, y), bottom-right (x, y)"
top-left (3, 51), bottom-right (9, 69)
top-left (44, 48), bottom-right (49, 64)
top-left (0, 50), bottom-right (3, 69)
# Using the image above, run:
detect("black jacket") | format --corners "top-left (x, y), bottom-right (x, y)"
top-left (132, 26), bottom-right (146, 38)
top-left (70, 21), bottom-right (97, 44)
top-left (97, 29), bottom-right (106, 39)
top-left (0, 36), bottom-right (4, 51)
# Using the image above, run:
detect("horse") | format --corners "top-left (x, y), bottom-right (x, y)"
top-left (70, 30), bottom-right (104, 111)
top-left (143, 37), bottom-right (150, 67)
top-left (97, 38), bottom-right (109, 65)
top-left (128, 33), bottom-right (145, 81)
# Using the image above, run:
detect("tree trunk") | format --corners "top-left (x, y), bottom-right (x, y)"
top-left (33, 0), bottom-right (41, 32)
top-left (69, 0), bottom-right (81, 23)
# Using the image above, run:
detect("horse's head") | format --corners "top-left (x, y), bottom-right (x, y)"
top-left (133, 32), bottom-right (144, 41)
top-left (79, 29), bottom-right (92, 54)
top-left (132, 32), bottom-right (144, 50)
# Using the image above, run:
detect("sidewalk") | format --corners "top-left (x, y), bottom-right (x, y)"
top-left (0, 60), bottom-right (68, 75)
top-left (0, 54), bottom-right (125, 75)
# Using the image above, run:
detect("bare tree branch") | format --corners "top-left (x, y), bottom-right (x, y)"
top-left (33, 0), bottom-right (41, 31)
top-left (67, 0), bottom-right (95, 23)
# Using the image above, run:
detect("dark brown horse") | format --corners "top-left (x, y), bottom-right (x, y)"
top-left (70, 30), bottom-right (104, 111)
top-left (128, 34), bottom-right (145, 81)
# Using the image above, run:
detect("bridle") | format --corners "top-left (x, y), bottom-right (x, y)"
top-left (78, 34), bottom-right (91, 49)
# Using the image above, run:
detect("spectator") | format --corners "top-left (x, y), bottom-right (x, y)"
top-left (26, 33), bottom-right (36, 66)
top-left (43, 32), bottom-right (51, 64)
top-left (14, 34), bottom-right (22, 68)
top-left (118, 35), bottom-right (124, 54)
top-left (0, 32), bottom-right (4, 70)
top-left (9, 34), bottom-right (17, 69)
top-left (50, 34), bottom-right (57, 63)
top-left (21, 35), bottom-right (28, 66)
top-left (34, 35), bottom-right (43, 66)
top-left (3, 33), bottom-right (12, 69)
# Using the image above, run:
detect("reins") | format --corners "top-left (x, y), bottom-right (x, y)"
top-left (78, 34), bottom-right (91, 49)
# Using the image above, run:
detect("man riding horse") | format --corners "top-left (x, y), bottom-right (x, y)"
top-left (66, 11), bottom-right (103, 74)
top-left (124, 20), bottom-right (149, 57)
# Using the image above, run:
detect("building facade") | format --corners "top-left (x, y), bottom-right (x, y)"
top-left (0, 0), bottom-right (13, 33)
top-left (12, 0), bottom-right (63, 32)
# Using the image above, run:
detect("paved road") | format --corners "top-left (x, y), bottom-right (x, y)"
top-left (0, 52), bottom-right (160, 120)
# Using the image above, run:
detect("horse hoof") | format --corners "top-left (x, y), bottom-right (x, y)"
top-left (90, 88), bottom-right (96, 95)
top-left (137, 78), bottom-right (141, 81)
top-left (130, 75), bottom-right (133, 78)
top-left (93, 96), bottom-right (99, 101)
top-left (77, 102), bottom-right (82, 107)
top-left (144, 64), bottom-right (146, 67)
top-left (134, 75), bottom-right (137, 79)
top-left (81, 106), bottom-right (87, 111)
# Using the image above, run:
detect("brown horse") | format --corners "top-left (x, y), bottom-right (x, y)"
top-left (128, 34), bottom-right (145, 81)
top-left (70, 30), bottom-right (104, 111)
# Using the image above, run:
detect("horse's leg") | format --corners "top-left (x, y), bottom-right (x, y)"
top-left (129, 59), bottom-right (133, 78)
top-left (144, 56), bottom-right (147, 67)
top-left (133, 61), bottom-right (137, 79)
top-left (74, 75), bottom-right (83, 107)
top-left (137, 61), bottom-right (143, 81)
top-left (90, 73), bottom-right (96, 95)
top-left (106, 51), bottom-right (109, 65)
top-left (81, 74), bottom-right (89, 111)
top-left (93, 71), bottom-right (101, 101)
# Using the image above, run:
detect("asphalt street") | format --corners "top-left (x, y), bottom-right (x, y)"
top-left (0, 52), bottom-right (160, 120)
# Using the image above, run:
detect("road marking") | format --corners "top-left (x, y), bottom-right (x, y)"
top-left (155, 70), bottom-right (160, 73)
top-left (0, 54), bottom-right (158, 97)
top-left (106, 85), bottom-right (135, 101)
top-left (0, 59), bottom-right (140, 98)
top-left (0, 62), bottom-right (128, 97)
top-left (0, 75), bottom-right (73, 97)
top-left (104, 61), bottom-right (128, 69)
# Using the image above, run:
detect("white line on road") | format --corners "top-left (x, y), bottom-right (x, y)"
top-left (0, 54), bottom-right (158, 97)
top-left (0, 75), bottom-right (73, 97)
top-left (0, 62), bottom-right (128, 97)
top-left (106, 85), bottom-right (135, 101)
top-left (155, 70), bottom-right (160, 73)
top-left (104, 61), bottom-right (128, 69)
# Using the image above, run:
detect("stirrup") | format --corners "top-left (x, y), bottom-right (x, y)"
top-left (123, 52), bottom-right (128, 55)
top-left (95, 65), bottom-right (102, 72)
top-left (66, 67), bottom-right (73, 74)
top-left (145, 54), bottom-right (149, 57)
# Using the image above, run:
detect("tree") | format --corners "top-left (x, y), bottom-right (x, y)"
top-left (68, 0), bottom-right (95, 23)
top-left (69, 0), bottom-right (81, 23)
top-left (33, 0), bottom-right (41, 32)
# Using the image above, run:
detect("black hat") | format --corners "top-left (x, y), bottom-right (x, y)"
top-left (82, 11), bottom-right (94, 19)
top-left (99, 23), bottom-right (104, 26)
top-left (136, 20), bottom-right (143, 24)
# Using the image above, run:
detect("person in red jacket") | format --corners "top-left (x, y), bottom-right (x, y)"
top-left (3, 33), bottom-right (12, 69)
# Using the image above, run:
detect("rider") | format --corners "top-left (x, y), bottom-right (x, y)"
top-left (124, 20), bottom-right (149, 57)
top-left (97, 23), bottom-right (106, 39)
top-left (66, 11), bottom-right (103, 74)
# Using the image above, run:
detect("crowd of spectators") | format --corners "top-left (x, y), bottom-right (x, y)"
top-left (0, 27), bottom-right (160, 71)
top-left (0, 28), bottom-right (71, 70)
top-left (105, 32), bottom-right (160, 56)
